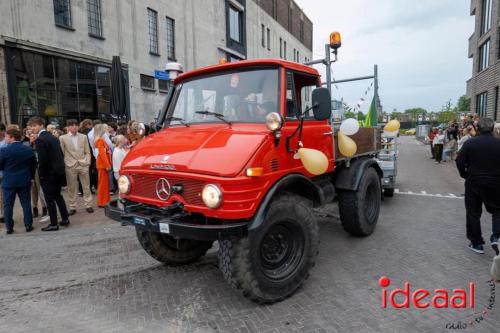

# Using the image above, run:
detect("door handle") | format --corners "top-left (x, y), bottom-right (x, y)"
top-left (323, 131), bottom-right (333, 136)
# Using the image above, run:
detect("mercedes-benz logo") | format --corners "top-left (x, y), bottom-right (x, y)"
top-left (155, 178), bottom-right (171, 201)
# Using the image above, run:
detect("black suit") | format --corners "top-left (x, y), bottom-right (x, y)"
top-left (456, 133), bottom-right (500, 246)
top-left (35, 130), bottom-right (69, 225)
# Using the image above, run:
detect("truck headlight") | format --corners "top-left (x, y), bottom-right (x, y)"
top-left (201, 184), bottom-right (222, 209)
top-left (118, 175), bottom-right (131, 195)
top-left (265, 112), bottom-right (283, 132)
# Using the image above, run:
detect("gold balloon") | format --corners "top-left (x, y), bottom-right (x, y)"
top-left (338, 131), bottom-right (357, 157)
top-left (384, 119), bottom-right (401, 132)
top-left (294, 148), bottom-right (329, 175)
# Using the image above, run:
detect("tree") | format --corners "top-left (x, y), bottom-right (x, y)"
top-left (357, 111), bottom-right (366, 121)
top-left (344, 111), bottom-right (356, 119)
top-left (457, 95), bottom-right (471, 112)
top-left (390, 112), bottom-right (401, 120)
top-left (404, 108), bottom-right (427, 120)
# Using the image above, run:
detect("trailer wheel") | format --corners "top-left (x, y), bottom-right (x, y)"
top-left (136, 228), bottom-right (213, 265)
top-left (384, 188), bottom-right (394, 197)
top-left (338, 168), bottom-right (381, 236)
top-left (218, 193), bottom-right (319, 304)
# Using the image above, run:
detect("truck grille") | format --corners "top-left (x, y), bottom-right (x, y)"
top-left (130, 174), bottom-right (204, 205)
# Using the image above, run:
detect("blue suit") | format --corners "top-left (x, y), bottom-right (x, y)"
top-left (0, 141), bottom-right (37, 231)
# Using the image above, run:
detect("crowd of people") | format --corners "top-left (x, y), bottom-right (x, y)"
top-left (0, 117), bottom-right (153, 234)
top-left (426, 113), bottom-right (500, 164)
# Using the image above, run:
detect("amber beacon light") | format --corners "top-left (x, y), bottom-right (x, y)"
top-left (329, 32), bottom-right (342, 50)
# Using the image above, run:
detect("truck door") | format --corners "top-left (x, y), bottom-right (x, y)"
top-left (281, 70), bottom-right (334, 173)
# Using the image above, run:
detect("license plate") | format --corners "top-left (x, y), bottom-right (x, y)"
top-left (117, 200), bottom-right (124, 211)
top-left (133, 217), bottom-right (147, 226)
top-left (159, 223), bottom-right (170, 234)
top-left (378, 161), bottom-right (394, 169)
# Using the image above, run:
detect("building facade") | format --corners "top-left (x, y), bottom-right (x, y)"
top-left (0, 0), bottom-right (312, 126)
top-left (467, 0), bottom-right (500, 121)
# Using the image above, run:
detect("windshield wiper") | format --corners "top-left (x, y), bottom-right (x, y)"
top-left (195, 111), bottom-right (231, 125)
top-left (165, 116), bottom-right (189, 127)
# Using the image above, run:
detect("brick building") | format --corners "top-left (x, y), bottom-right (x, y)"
top-left (467, 0), bottom-right (500, 121)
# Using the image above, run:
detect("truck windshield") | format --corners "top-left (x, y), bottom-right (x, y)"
top-left (166, 68), bottom-right (279, 126)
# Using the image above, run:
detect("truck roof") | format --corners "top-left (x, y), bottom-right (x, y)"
top-left (175, 58), bottom-right (320, 84)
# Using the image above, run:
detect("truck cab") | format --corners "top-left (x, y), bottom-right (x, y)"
top-left (106, 59), bottom-right (383, 304)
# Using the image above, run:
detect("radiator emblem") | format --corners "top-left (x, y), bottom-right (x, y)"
top-left (155, 178), bottom-right (172, 201)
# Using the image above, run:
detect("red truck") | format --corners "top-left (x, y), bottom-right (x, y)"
top-left (106, 58), bottom-right (383, 304)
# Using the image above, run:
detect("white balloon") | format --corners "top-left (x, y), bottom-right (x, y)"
top-left (340, 118), bottom-right (360, 136)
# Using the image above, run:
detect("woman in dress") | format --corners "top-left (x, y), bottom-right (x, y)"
top-left (94, 124), bottom-right (112, 207)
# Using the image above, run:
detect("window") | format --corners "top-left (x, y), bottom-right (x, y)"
top-left (53, 0), bottom-right (71, 27)
top-left (166, 17), bottom-right (176, 60)
top-left (87, 0), bottom-right (102, 37)
top-left (159, 79), bottom-right (171, 93)
top-left (288, 6), bottom-right (293, 30)
top-left (261, 24), bottom-right (265, 47)
top-left (300, 20), bottom-right (304, 41)
top-left (140, 74), bottom-right (155, 90)
top-left (297, 50), bottom-right (300, 63)
top-left (229, 6), bottom-right (242, 43)
top-left (267, 28), bottom-right (271, 50)
top-left (272, 0), bottom-right (277, 19)
top-left (284, 41), bottom-right (287, 60)
top-left (481, 0), bottom-right (492, 35)
top-left (495, 87), bottom-right (499, 121)
top-left (167, 69), bottom-right (279, 125)
top-left (293, 48), bottom-right (296, 62)
top-left (148, 8), bottom-right (159, 55)
top-left (476, 92), bottom-right (488, 117)
top-left (279, 38), bottom-right (283, 58)
top-left (9, 49), bottom-right (117, 125)
top-left (478, 39), bottom-right (490, 71)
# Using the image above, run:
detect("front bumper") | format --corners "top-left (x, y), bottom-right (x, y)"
top-left (105, 199), bottom-right (248, 241)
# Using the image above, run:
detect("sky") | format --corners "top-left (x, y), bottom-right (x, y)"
top-left (293, 0), bottom-right (474, 114)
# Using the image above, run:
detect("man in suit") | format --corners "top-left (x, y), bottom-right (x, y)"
top-left (27, 116), bottom-right (70, 231)
top-left (60, 119), bottom-right (94, 215)
top-left (0, 128), bottom-right (37, 234)
top-left (456, 118), bottom-right (500, 255)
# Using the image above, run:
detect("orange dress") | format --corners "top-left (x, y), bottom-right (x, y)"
top-left (96, 137), bottom-right (111, 207)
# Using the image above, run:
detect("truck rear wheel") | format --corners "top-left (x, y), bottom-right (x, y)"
top-left (338, 168), bottom-right (381, 237)
top-left (218, 193), bottom-right (319, 304)
top-left (135, 228), bottom-right (213, 265)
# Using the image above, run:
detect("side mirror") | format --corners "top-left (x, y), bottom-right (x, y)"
top-left (312, 88), bottom-right (332, 121)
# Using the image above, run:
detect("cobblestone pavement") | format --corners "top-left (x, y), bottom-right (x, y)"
top-left (0, 136), bottom-right (499, 332)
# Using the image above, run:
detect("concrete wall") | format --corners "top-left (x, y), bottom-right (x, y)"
top-left (0, 0), bottom-right (312, 123)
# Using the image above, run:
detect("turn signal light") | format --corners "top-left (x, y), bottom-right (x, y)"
top-left (246, 167), bottom-right (264, 177)
top-left (219, 58), bottom-right (228, 64)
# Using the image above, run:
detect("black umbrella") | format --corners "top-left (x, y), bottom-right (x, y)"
top-left (110, 56), bottom-right (127, 120)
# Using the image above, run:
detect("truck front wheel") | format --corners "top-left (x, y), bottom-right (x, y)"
top-left (338, 168), bottom-right (381, 236)
top-left (135, 228), bottom-right (213, 265)
top-left (218, 193), bottom-right (319, 304)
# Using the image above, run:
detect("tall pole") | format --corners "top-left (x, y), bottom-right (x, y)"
top-left (325, 44), bottom-right (332, 96)
top-left (374, 64), bottom-right (380, 115)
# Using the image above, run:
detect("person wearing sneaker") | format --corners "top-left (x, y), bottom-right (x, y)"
top-left (0, 128), bottom-right (37, 234)
top-left (59, 119), bottom-right (94, 216)
top-left (27, 117), bottom-right (70, 231)
top-left (456, 118), bottom-right (500, 254)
